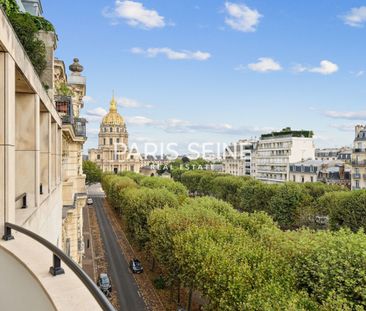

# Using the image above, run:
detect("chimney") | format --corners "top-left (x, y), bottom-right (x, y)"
top-left (355, 125), bottom-right (365, 137)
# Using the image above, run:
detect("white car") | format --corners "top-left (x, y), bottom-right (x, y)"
top-left (87, 198), bottom-right (93, 205)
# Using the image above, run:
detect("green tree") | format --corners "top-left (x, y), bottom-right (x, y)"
top-left (83, 160), bottom-right (102, 185)
top-left (269, 183), bottom-right (312, 229)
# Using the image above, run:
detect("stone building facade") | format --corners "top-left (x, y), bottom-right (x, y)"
top-left (89, 97), bottom-right (141, 173)
top-left (54, 58), bottom-right (88, 265)
top-left (351, 125), bottom-right (366, 190)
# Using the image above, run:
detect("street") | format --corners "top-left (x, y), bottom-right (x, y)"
top-left (88, 184), bottom-right (147, 311)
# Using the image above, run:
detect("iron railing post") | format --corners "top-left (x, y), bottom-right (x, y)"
top-left (49, 254), bottom-right (65, 276)
top-left (2, 225), bottom-right (14, 241)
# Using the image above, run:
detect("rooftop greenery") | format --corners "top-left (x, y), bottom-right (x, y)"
top-left (0, 0), bottom-right (56, 75)
top-left (261, 127), bottom-right (314, 139)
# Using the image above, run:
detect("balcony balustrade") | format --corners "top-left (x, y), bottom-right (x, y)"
top-left (353, 148), bottom-right (366, 153)
top-left (55, 95), bottom-right (74, 125)
top-left (351, 160), bottom-right (366, 166)
top-left (353, 173), bottom-right (361, 179)
top-left (74, 118), bottom-right (87, 138)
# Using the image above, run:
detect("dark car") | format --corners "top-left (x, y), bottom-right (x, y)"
top-left (130, 258), bottom-right (143, 274)
top-left (97, 273), bottom-right (112, 295)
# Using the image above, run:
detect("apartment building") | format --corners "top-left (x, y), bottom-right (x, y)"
top-left (315, 147), bottom-right (352, 162)
top-left (0, 6), bottom-right (111, 310)
top-left (54, 58), bottom-right (87, 265)
top-left (289, 160), bottom-right (351, 188)
top-left (351, 125), bottom-right (366, 190)
top-left (223, 139), bottom-right (257, 176)
top-left (255, 128), bottom-right (315, 183)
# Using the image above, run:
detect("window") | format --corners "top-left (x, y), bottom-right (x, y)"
top-left (117, 138), bottom-right (120, 144)
top-left (110, 138), bottom-right (113, 145)
top-left (310, 176), bottom-right (314, 182)
top-left (130, 155), bottom-right (134, 160)
top-left (301, 176), bottom-right (305, 183)
top-left (293, 175), bottom-right (296, 182)
top-left (117, 127), bottom-right (120, 132)
top-left (130, 165), bottom-right (134, 171)
top-left (103, 138), bottom-right (106, 145)
top-left (97, 155), bottom-right (100, 160)
top-left (110, 127), bottom-right (113, 132)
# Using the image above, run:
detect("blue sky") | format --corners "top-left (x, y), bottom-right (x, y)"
top-left (42, 0), bottom-right (366, 153)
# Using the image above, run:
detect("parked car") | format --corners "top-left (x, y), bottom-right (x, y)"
top-left (87, 198), bottom-right (93, 205)
top-left (130, 258), bottom-right (143, 274)
top-left (97, 273), bottom-right (112, 294)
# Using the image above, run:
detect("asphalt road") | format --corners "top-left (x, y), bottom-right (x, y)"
top-left (88, 184), bottom-right (146, 311)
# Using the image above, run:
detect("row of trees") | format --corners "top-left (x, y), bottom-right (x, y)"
top-left (101, 173), bottom-right (366, 310)
top-left (175, 170), bottom-right (366, 231)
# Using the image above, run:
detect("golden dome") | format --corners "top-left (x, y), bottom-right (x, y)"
top-left (102, 96), bottom-right (124, 126)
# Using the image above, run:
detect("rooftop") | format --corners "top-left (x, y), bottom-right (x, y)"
top-left (261, 127), bottom-right (314, 140)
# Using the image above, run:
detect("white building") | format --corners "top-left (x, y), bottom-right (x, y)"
top-left (351, 125), bottom-right (366, 190)
top-left (255, 128), bottom-right (315, 183)
top-left (223, 139), bottom-right (257, 176)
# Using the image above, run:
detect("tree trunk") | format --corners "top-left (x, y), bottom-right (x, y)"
top-left (150, 257), bottom-right (155, 271)
top-left (187, 286), bottom-right (193, 311)
top-left (177, 280), bottom-right (181, 304)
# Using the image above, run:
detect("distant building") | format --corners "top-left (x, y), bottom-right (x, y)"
top-left (223, 139), bottom-right (257, 176)
top-left (88, 96), bottom-right (141, 174)
top-left (315, 148), bottom-right (340, 161)
top-left (289, 159), bottom-right (351, 188)
top-left (315, 147), bottom-right (352, 162)
top-left (351, 125), bottom-right (366, 190)
top-left (255, 128), bottom-right (315, 183)
top-left (289, 159), bottom-right (322, 183)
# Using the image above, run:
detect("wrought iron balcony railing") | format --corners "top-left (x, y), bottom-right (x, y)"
top-left (74, 118), bottom-right (87, 138)
top-left (55, 95), bottom-right (74, 125)
top-left (351, 160), bottom-right (366, 166)
top-left (2, 222), bottom-right (115, 311)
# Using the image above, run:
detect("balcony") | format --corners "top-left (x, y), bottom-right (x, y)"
top-left (353, 148), bottom-right (366, 153)
top-left (1, 223), bottom-right (114, 311)
top-left (74, 118), bottom-right (87, 138)
top-left (55, 95), bottom-right (74, 125)
top-left (351, 160), bottom-right (366, 167)
top-left (353, 173), bottom-right (361, 179)
top-left (56, 96), bottom-right (87, 139)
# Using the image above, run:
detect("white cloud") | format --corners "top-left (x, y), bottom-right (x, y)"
top-left (125, 116), bottom-right (155, 126)
top-left (342, 6), bottom-right (366, 27)
top-left (293, 60), bottom-right (339, 75)
top-left (125, 115), bottom-right (274, 136)
top-left (247, 57), bottom-right (282, 73)
top-left (117, 97), bottom-right (153, 108)
top-left (83, 96), bottom-right (96, 104)
top-left (131, 47), bottom-right (211, 61)
top-left (86, 107), bottom-right (108, 117)
top-left (104, 1), bottom-right (165, 29)
top-left (356, 70), bottom-right (365, 77)
top-left (325, 110), bottom-right (366, 120)
top-left (224, 2), bottom-right (262, 32)
top-left (329, 124), bottom-right (355, 132)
